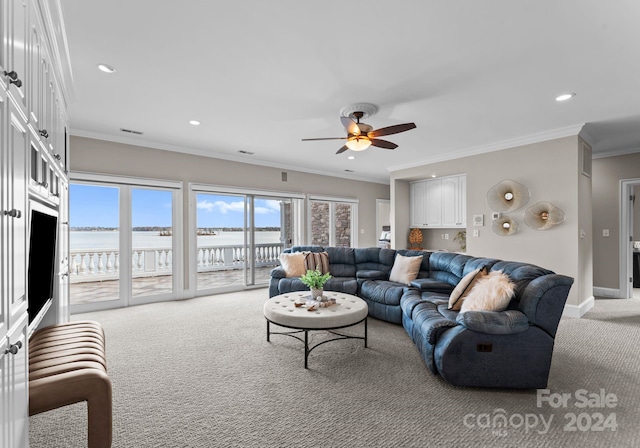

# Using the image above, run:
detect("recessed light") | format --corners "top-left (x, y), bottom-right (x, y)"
top-left (348, 156), bottom-right (355, 160)
top-left (97, 63), bottom-right (116, 74)
top-left (555, 93), bottom-right (575, 102)
top-left (431, 174), bottom-right (437, 178)
top-left (189, 120), bottom-right (201, 126)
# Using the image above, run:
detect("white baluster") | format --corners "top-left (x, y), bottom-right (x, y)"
top-left (70, 255), bottom-right (78, 276)
top-left (97, 252), bottom-right (105, 274)
top-left (79, 254), bottom-right (87, 275)
top-left (197, 248), bottom-right (203, 268)
top-left (88, 253), bottom-right (96, 274)
top-left (106, 252), bottom-right (113, 273)
top-left (114, 252), bottom-right (120, 273)
top-left (138, 251), bottom-right (144, 270)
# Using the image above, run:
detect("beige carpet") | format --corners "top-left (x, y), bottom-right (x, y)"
top-left (30, 290), bottom-right (640, 448)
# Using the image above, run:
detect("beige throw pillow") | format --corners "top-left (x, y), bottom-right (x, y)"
top-left (389, 254), bottom-right (423, 285)
top-left (448, 267), bottom-right (488, 310)
top-left (303, 251), bottom-right (330, 274)
top-left (459, 270), bottom-right (516, 313)
top-left (279, 252), bottom-right (306, 278)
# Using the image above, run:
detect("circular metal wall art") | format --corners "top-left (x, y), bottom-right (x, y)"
top-left (524, 201), bottom-right (565, 230)
top-left (492, 216), bottom-right (519, 236)
top-left (486, 179), bottom-right (531, 213)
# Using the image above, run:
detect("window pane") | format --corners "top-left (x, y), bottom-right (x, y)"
top-left (311, 201), bottom-right (330, 246)
top-left (131, 188), bottom-right (173, 298)
top-left (69, 184), bottom-right (120, 305)
top-left (335, 203), bottom-right (352, 247)
top-left (196, 193), bottom-right (246, 291)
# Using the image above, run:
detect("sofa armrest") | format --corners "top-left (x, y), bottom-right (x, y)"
top-left (456, 310), bottom-right (529, 335)
top-left (356, 270), bottom-right (388, 281)
top-left (270, 267), bottom-right (286, 279)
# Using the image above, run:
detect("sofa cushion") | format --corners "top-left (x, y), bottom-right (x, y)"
top-left (460, 270), bottom-right (516, 313)
top-left (448, 266), bottom-right (488, 311)
top-left (410, 278), bottom-right (455, 293)
top-left (354, 247), bottom-right (395, 273)
top-left (356, 270), bottom-right (388, 281)
top-left (326, 247), bottom-right (356, 277)
top-left (303, 251), bottom-right (330, 274)
top-left (323, 277), bottom-right (358, 295)
top-left (360, 280), bottom-right (406, 306)
top-left (389, 254), bottom-right (423, 285)
top-left (279, 252), bottom-right (306, 277)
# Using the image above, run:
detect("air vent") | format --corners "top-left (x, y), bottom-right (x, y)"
top-left (238, 150), bottom-right (254, 155)
top-left (120, 128), bottom-right (143, 135)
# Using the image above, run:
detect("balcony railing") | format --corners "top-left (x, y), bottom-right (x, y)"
top-left (69, 243), bottom-right (284, 283)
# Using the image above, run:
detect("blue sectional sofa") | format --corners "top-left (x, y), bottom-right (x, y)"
top-left (269, 246), bottom-right (573, 389)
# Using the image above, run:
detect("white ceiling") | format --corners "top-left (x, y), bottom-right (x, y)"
top-left (60, 0), bottom-right (640, 184)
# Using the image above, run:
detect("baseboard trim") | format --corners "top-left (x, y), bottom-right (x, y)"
top-left (593, 287), bottom-right (621, 298)
top-left (563, 296), bottom-right (594, 318)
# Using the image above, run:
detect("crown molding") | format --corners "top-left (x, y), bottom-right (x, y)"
top-left (69, 129), bottom-right (390, 185)
top-left (387, 124), bottom-right (585, 173)
top-left (591, 146), bottom-right (640, 159)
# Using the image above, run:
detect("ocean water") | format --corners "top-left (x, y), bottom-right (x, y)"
top-left (69, 230), bottom-right (283, 251)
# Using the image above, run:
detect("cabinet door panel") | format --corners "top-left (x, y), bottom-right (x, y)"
top-left (0, 90), bottom-right (8, 343)
top-left (7, 104), bottom-right (28, 327)
top-left (410, 181), bottom-right (426, 227)
top-left (441, 176), bottom-right (459, 227)
top-left (6, 0), bottom-right (28, 113)
top-left (424, 179), bottom-right (443, 227)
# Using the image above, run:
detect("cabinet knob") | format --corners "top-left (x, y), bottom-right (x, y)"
top-left (4, 70), bottom-right (22, 86)
top-left (54, 153), bottom-right (61, 160)
top-left (39, 129), bottom-right (49, 139)
top-left (3, 209), bottom-right (22, 218)
top-left (40, 181), bottom-right (48, 188)
top-left (5, 341), bottom-right (22, 355)
top-left (4, 70), bottom-right (18, 80)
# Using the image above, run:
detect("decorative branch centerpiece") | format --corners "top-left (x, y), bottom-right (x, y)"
top-left (300, 269), bottom-right (332, 301)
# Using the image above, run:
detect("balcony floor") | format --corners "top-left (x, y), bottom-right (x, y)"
top-left (70, 266), bottom-right (273, 305)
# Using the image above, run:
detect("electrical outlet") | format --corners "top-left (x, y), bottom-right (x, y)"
top-left (445, 233), bottom-right (449, 240)
top-left (473, 229), bottom-right (479, 237)
top-left (603, 229), bottom-right (610, 237)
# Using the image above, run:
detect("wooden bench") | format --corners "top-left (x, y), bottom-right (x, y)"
top-left (29, 320), bottom-right (112, 448)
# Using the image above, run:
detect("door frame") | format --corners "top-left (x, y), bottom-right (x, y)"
top-left (619, 178), bottom-right (640, 298)
top-left (69, 172), bottom-right (183, 313)
top-left (188, 183), bottom-right (304, 298)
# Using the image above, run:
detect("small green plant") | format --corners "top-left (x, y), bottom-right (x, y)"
top-left (300, 269), bottom-right (332, 289)
top-left (454, 230), bottom-right (466, 251)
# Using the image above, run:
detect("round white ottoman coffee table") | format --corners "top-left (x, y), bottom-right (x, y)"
top-left (264, 291), bottom-right (368, 368)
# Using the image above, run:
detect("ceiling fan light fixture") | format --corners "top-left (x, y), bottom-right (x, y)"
top-left (346, 136), bottom-right (371, 151)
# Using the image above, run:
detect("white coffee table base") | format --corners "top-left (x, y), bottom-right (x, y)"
top-left (264, 292), bottom-right (369, 368)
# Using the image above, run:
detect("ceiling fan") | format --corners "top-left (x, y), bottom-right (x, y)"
top-left (302, 105), bottom-right (416, 154)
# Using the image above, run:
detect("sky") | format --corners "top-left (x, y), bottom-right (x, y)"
top-left (69, 184), bottom-right (282, 228)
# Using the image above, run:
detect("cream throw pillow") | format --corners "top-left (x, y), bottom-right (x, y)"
top-left (389, 254), bottom-right (423, 285)
top-left (448, 267), bottom-right (488, 310)
top-left (459, 270), bottom-right (516, 313)
top-left (279, 252), bottom-right (306, 278)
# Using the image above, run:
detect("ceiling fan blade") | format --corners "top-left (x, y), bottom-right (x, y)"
top-left (301, 137), bottom-right (347, 141)
top-left (370, 138), bottom-right (398, 150)
top-left (336, 145), bottom-right (349, 154)
top-left (368, 122), bottom-right (416, 138)
top-left (340, 116), bottom-right (360, 136)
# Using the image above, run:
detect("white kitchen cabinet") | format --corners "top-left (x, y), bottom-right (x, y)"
top-left (410, 174), bottom-right (466, 228)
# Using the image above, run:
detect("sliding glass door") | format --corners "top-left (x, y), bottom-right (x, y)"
top-left (70, 176), bottom-right (182, 313)
top-left (69, 184), bottom-right (122, 308)
top-left (192, 186), bottom-right (302, 294)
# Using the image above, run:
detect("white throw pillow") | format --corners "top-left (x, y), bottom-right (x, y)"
top-left (389, 254), bottom-right (423, 285)
top-left (448, 267), bottom-right (488, 310)
top-left (279, 252), bottom-right (306, 278)
top-left (459, 270), bottom-right (515, 313)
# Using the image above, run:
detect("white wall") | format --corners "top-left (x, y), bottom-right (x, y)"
top-left (391, 135), bottom-right (590, 310)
